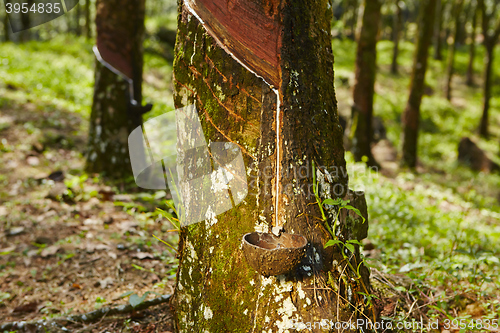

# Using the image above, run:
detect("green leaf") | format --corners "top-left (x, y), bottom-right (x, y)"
top-left (131, 264), bottom-right (146, 271)
top-left (324, 239), bottom-right (343, 248)
top-left (323, 198), bottom-right (341, 206)
top-left (344, 205), bottom-right (366, 223)
top-left (345, 243), bottom-right (355, 254)
top-left (129, 292), bottom-right (149, 308)
top-left (347, 239), bottom-right (362, 246)
top-left (118, 291), bottom-right (134, 299)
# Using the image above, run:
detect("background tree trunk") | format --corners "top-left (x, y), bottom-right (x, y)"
top-left (477, 0), bottom-right (500, 138)
top-left (75, 0), bottom-right (82, 36)
top-left (391, 0), bottom-right (402, 75)
top-left (172, 0), bottom-right (371, 331)
top-left (351, 0), bottom-right (382, 167)
top-left (20, 0), bottom-right (33, 42)
top-left (3, 11), bottom-right (9, 42)
top-left (479, 44), bottom-right (495, 138)
top-left (85, 0), bottom-right (91, 40)
top-left (85, 0), bottom-right (146, 178)
top-left (401, 0), bottom-right (437, 168)
top-left (433, 0), bottom-right (445, 60)
top-left (466, 2), bottom-right (477, 86)
top-left (444, 0), bottom-right (464, 101)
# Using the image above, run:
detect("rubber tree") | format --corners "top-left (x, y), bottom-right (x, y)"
top-left (477, 0), bottom-right (500, 138)
top-left (3, 9), bottom-right (9, 42)
top-left (351, 0), bottom-right (382, 167)
top-left (466, 0), bottom-right (478, 86)
top-left (84, 0), bottom-right (91, 40)
top-left (433, 0), bottom-right (446, 60)
top-left (444, 0), bottom-right (464, 101)
top-left (172, 0), bottom-right (372, 331)
top-left (401, 0), bottom-right (437, 168)
top-left (391, 0), bottom-right (403, 74)
top-left (85, 0), bottom-right (147, 179)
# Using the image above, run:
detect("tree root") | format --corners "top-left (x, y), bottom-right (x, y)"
top-left (0, 294), bottom-right (171, 332)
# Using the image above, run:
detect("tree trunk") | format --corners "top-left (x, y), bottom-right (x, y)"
top-left (20, 0), bottom-right (33, 42)
top-left (466, 3), bottom-right (477, 86)
top-left (444, 0), bottom-right (464, 101)
top-left (172, 0), bottom-right (372, 331)
top-left (391, 0), bottom-right (402, 75)
top-left (351, 0), bottom-right (382, 167)
top-left (3, 10), bottom-right (9, 42)
top-left (401, 0), bottom-right (437, 168)
top-left (85, 0), bottom-right (146, 178)
top-left (433, 0), bottom-right (444, 60)
top-left (75, 0), bottom-right (82, 36)
top-left (84, 0), bottom-right (91, 39)
top-left (477, 0), bottom-right (500, 138)
top-left (479, 44), bottom-right (494, 138)
top-left (344, 0), bottom-right (359, 40)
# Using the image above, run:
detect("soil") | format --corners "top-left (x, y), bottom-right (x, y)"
top-left (0, 104), bottom-right (176, 332)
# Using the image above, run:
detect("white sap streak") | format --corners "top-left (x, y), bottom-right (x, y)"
top-left (184, 1), bottom-right (283, 232)
top-left (273, 88), bottom-right (281, 232)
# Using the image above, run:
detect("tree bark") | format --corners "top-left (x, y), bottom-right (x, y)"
top-left (85, 0), bottom-right (146, 179)
top-left (351, 0), bottom-right (382, 167)
top-left (19, 0), bottom-right (33, 42)
top-left (466, 2), bottom-right (477, 86)
top-left (3, 10), bottom-right (9, 42)
top-left (172, 0), bottom-right (372, 331)
top-left (401, 0), bottom-right (437, 168)
top-left (75, 0), bottom-right (82, 36)
top-left (479, 43), bottom-right (494, 138)
top-left (433, 0), bottom-right (445, 60)
top-left (477, 0), bottom-right (500, 138)
top-left (391, 0), bottom-right (402, 75)
top-left (444, 0), bottom-right (464, 101)
top-left (85, 0), bottom-right (91, 40)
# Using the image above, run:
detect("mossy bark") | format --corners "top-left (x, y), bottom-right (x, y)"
top-left (401, 0), bottom-right (437, 168)
top-left (351, 0), bottom-right (381, 168)
top-left (85, 0), bottom-right (146, 179)
top-left (172, 0), bottom-right (372, 332)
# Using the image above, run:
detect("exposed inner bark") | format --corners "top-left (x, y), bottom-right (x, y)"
top-left (184, 0), bottom-right (281, 88)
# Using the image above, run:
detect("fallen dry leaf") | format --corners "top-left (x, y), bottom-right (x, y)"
top-left (40, 245), bottom-right (61, 257)
top-left (0, 245), bottom-right (16, 254)
top-left (13, 301), bottom-right (39, 313)
top-left (131, 252), bottom-right (155, 260)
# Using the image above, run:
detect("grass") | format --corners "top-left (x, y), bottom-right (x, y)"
top-left (335, 37), bottom-right (500, 324)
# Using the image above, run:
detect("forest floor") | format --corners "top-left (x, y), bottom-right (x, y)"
top-left (0, 99), bottom-right (177, 332)
top-left (1, 31), bottom-right (500, 332)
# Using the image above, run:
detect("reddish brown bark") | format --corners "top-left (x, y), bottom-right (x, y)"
top-left (401, 0), bottom-right (437, 168)
top-left (184, 0), bottom-right (281, 87)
